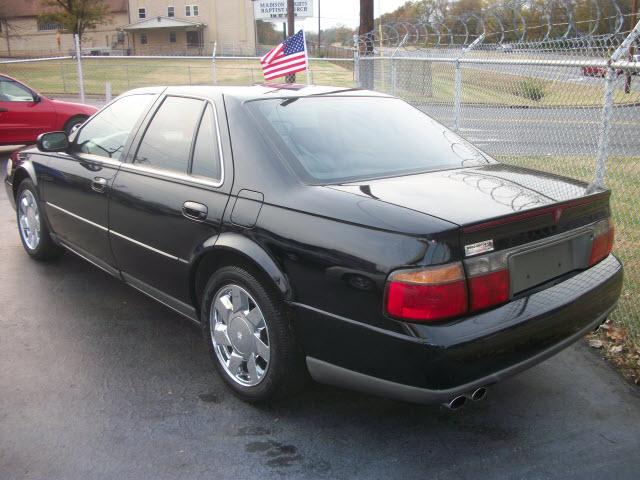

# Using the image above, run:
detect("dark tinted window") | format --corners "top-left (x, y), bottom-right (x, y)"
top-left (135, 96), bottom-right (204, 173)
top-left (248, 97), bottom-right (491, 184)
top-left (74, 94), bottom-right (154, 160)
top-left (190, 104), bottom-right (221, 180)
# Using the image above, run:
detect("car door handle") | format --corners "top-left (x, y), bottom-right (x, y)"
top-left (182, 201), bottom-right (208, 221)
top-left (91, 177), bottom-right (108, 193)
top-left (0, 108), bottom-right (8, 113)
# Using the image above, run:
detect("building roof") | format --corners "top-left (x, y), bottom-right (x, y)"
top-left (1, 0), bottom-right (128, 18)
top-left (123, 16), bottom-right (205, 31)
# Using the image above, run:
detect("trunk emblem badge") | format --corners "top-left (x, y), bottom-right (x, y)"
top-left (465, 239), bottom-right (494, 257)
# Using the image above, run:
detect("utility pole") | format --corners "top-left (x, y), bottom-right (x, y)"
top-left (625, 0), bottom-right (638, 94)
top-left (285, 0), bottom-right (295, 83)
top-left (359, 0), bottom-right (374, 89)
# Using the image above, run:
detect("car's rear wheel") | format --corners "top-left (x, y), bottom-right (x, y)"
top-left (201, 266), bottom-right (306, 402)
top-left (16, 179), bottom-right (63, 261)
top-left (63, 115), bottom-right (88, 135)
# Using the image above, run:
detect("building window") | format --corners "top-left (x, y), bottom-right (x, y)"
top-left (138, 8), bottom-right (146, 19)
top-left (37, 21), bottom-right (61, 31)
top-left (140, 33), bottom-right (148, 45)
top-left (167, 6), bottom-right (175, 17)
top-left (193, 5), bottom-right (199, 16)
top-left (185, 5), bottom-right (191, 16)
top-left (169, 31), bottom-right (176, 43)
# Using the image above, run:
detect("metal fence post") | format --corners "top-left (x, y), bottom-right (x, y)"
top-left (60, 62), bottom-right (67, 94)
top-left (212, 42), bottom-right (217, 85)
top-left (453, 59), bottom-right (462, 132)
top-left (593, 67), bottom-right (616, 189)
top-left (452, 34), bottom-right (485, 133)
top-left (391, 59), bottom-right (397, 95)
top-left (592, 20), bottom-right (640, 190)
top-left (353, 34), bottom-right (360, 87)
top-left (390, 34), bottom-right (408, 96)
top-left (73, 34), bottom-right (85, 103)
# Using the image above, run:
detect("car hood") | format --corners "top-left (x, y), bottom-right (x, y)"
top-left (328, 164), bottom-right (595, 226)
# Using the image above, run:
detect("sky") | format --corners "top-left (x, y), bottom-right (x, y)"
top-left (258, 0), bottom-right (411, 31)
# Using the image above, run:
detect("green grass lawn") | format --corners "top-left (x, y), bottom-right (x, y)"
top-left (1, 58), bottom-right (355, 96)
top-left (503, 155), bottom-right (640, 346)
top-left (4, 57), bottom-right (639, 107)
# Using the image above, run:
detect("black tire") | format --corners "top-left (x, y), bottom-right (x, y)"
top-left (201, 265), bottom-right (307, 403)
top-left (63, 115), bottom-right (88, 135)
top-left (15, 179), bottom-right (64, 261)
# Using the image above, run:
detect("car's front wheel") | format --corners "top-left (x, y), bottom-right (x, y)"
top-left (201, 266), bottom-right (306, 402)
top-left (63, 115), bottom-right (88, 135)
top-left (16, 179), bottom-right (63, 261)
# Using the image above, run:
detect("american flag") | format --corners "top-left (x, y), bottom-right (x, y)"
top-left (260, 30), bottom-right (308, 81)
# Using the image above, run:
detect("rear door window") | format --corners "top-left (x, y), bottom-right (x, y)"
top-left (134, 96), bottom-right (205, 173)
top-left (190, 104), bottom-right (221, 181)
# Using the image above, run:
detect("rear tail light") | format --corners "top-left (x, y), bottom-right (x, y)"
top-left (589, 218), bottom-right (614, 266)
top-left (385, 253), bottom-right (512, 322)
top-left (385, 263), bottom-right (468, 322)
top-left (465, 251), bottom-right (510, 312)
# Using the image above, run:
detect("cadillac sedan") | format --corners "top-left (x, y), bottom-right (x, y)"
top-left (4, 85), bottom-right (622, 408)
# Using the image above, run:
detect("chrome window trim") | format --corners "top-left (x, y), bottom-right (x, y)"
top-left (130, 94), bottom-right (225, 188)
top-left (46, 202), bottom-right (108, 231)
top-left (118, 162), bottom-right (222, 189)
top-left (75, 153), bottom-right (123, 167)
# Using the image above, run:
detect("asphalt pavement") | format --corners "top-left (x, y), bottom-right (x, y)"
top-left (421, 104), bottom-right (639, 157)
top-left (1, 154), bottom-right (639, 480)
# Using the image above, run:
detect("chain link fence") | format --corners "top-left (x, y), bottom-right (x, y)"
top-left (355, 21), bottom-right (640, 343)
top-left (1, 24), bottom-right (638, 342)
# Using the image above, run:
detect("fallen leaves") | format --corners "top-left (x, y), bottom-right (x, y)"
top-left (588, 339), bottom-right (603, 349)
top-left (587, 319), bottom-right (640, 386)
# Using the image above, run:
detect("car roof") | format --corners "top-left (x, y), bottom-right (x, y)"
top-left (126, 84), bottom-right (392, 101)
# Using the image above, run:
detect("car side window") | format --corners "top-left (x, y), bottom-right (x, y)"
top-left (190, 104), bottom-right (221, 181)
top-left (134, 96), bottom-right (204, 173)
top-left (73, 94), bottom-right (155, 160)
top-left (0, 79), bottom-right (34, 102)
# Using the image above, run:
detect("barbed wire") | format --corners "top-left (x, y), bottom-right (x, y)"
top-left (358, 0), bottom-right (633, 50)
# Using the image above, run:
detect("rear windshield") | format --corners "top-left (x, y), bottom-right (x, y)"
top-left (247, 96), bottom-right (492, 184)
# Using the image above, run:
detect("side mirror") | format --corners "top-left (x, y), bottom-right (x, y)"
top-left (32, 93), bottom-right (41, 103)
top-left (37, 131), bottom-right (69, 152)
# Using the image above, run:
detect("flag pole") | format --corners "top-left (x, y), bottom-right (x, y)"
top-left (304, 29), bottom-right (311, 86)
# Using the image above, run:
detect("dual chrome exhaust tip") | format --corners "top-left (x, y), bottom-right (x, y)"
top-left (442, 387), bottom-right (488, 410)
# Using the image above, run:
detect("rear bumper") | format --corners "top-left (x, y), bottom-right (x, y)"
top-left (293, 254), bottom-right (623, 404)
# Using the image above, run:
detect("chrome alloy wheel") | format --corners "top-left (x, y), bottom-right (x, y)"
top-left (211, 284), bottom-right (271, 386)
top-left (18, 189), bottom-right (41, 250)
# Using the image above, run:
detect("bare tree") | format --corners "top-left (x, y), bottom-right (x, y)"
top-left (0, 0), bottom-right (23, 57)
top-left (39, 0), bottom-right (111, 44)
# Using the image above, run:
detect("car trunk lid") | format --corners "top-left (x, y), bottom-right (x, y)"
top-left (330, 163), bottom-right (611, 299)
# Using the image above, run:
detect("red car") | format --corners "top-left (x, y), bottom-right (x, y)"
top-left (0, 74), bottom-right (97, 146)
top-left (581, 66), bottom-right (624, 77)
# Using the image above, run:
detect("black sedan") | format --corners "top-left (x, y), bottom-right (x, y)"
top-left (4, 85), bottom-right (622, 408)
